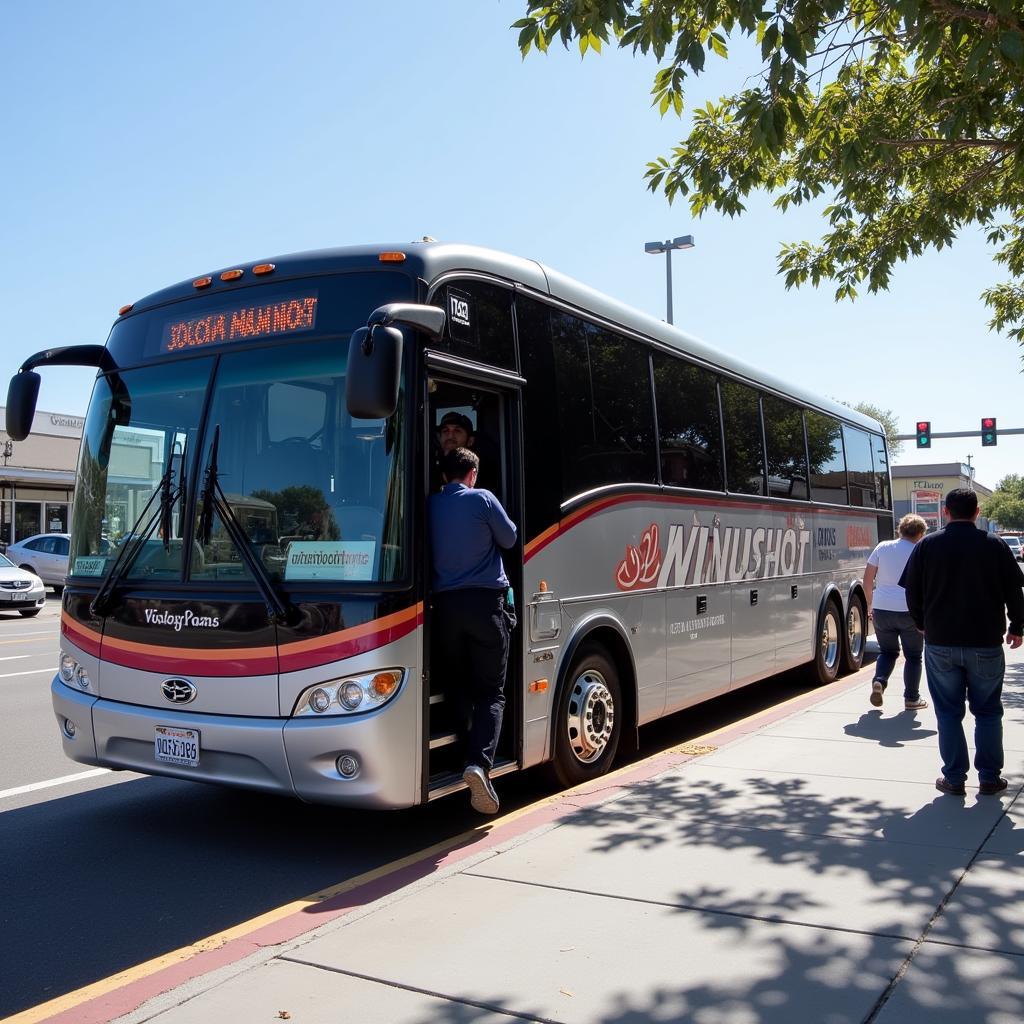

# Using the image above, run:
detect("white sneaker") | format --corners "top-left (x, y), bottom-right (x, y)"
top-left (870, 681), bottom-right (884, 707)
top-left (463, 764), bottom-right (499, 815)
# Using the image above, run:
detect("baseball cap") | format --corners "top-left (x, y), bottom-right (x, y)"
top-left (438, 411), bottom-right (473, 433)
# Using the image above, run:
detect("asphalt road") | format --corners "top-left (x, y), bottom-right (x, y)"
top-left (0, 601), bottom-right (854, 1019)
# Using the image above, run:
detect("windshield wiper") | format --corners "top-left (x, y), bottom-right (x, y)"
top-left (197, 426), bottom-right (299, 627)
top-left (91, 445), bottom-right (185, 617)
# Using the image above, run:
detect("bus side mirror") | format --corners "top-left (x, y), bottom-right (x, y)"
top-left (347, 324), bottom-right (403, 420)
top-left (6, 371), bottom-right (41, 441)
top-left (346, 303), bottom-right (445, 420)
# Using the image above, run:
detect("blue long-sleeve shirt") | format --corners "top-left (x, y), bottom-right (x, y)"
top-left (429, 483), bottom-right (517, 592)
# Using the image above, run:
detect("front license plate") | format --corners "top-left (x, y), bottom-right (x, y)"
top-left (154, 726), bottom-right (200, 768)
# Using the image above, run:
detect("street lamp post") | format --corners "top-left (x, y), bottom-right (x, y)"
top-left (644, 234), bottom-right (695, 325)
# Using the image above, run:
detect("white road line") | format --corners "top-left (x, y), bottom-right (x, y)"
top-left (0, 655), bottom-right (29, 662)
top-left (0, 667), bottom-right (55, 678)
top-left (0, 629), bottom-right (60, 636)
top-left (0, 768), bottom-right (112, 800)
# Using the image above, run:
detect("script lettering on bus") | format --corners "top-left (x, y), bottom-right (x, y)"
top-left (616, 516), bottom-right (813, 591)
top-left (162, 295), bottom-right (318, 353)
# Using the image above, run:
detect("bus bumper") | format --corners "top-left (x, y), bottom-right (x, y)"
top-left (51, 678), bottom-right (420, 809)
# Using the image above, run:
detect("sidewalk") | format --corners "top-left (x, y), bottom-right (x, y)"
top-left (81, 650), bottom-right (1024, 1023)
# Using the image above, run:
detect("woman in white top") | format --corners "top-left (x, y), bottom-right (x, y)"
top-left (864, 514), bottom-right (929, 710)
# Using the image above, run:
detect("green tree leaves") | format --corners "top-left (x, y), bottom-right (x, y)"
top-left (982, 475), bottom-right (1024, 530)
top-left (515, 0), bottom-right (1024, 348)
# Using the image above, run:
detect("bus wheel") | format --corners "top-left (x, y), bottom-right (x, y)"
top-left (549, 649), bottom-right (622, 789)
top-left (841, 595), bottom-right (866, 674)
top-left (809, 601), bottom-right (842, 686)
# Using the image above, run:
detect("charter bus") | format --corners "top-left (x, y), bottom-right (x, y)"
top-left (7, 241), bottom-right (892, 808)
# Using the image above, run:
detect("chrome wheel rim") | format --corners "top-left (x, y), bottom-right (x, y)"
top-left (847, 604), bottom-right (864, 660)
top-left (821, 613), bottom-right (840, 670)
top-left (566, 669), bottom-right (615, 764)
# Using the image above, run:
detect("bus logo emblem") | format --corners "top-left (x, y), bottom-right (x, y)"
top-left (161, 678), bottom-right (197, 704)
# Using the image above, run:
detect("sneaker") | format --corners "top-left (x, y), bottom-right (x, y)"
top-left (870, 681), bottom-right (884, 707)
top-left (979, 778), bottom-right (1009, 796)
top-left (935, 776), bottom-right (966, 796)
top-left (905, 698), bottom-right (929, 710)
top-left (463, 764), bottom-right (499, 815)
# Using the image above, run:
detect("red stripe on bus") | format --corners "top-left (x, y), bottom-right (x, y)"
top-left (61, 606), bottom-right (423, 676)
top-left (524, 491), bottom-right (880, 562)
top-left (61, 614), bottom-right (102, 657)
top-left (279, 612), bottom-right (422, 672)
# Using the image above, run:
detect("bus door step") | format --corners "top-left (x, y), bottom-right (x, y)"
top-left (427, 758), bottom-right (517, 800)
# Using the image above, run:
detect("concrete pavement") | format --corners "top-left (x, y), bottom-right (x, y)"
top-left (37, 647), bottom-right (1024, 1024)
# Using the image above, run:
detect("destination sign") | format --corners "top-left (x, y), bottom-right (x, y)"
top-left (161, 293), bottom-right (318, 354)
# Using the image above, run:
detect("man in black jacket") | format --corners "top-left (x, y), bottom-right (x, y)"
top-left (900, 488), bottom-right (1024, 796)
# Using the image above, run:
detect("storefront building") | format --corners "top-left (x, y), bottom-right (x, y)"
top-left (892, 463), bottom-right (993, 533)
top-left (0, 408), bottom-right (84, 545)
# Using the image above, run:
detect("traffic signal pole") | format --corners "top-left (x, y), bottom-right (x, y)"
top-left (895, 428), bottom-right (1024, 441)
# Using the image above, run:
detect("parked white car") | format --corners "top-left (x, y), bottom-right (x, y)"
top-left (5, 533), bottom-right (70, 593)
top-left (1002, 535), bottom-right (1024, 561)
top-left (0, 552), bottom-right (47, 616)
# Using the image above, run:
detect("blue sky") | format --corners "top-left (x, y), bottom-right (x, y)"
top-left (4, 1), bottom-right (1020, 489)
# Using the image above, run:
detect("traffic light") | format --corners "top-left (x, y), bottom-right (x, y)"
top-left (916, 421), bottom-right (932, 448)
top-left (982, 417), bottom-right (998, 446)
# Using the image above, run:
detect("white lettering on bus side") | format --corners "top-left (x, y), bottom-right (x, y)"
top-left (626, 520), bottom-right (814, 591)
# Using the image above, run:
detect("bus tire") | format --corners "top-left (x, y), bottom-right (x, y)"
top-left (809, 600), bottom-right (842, 686)
top-left (548, 649), bottom-right (622, 790)
top-left (841, 594), bottom-right (867, 674)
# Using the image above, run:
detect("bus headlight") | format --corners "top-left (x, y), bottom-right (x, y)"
top-left (59, 652), bottom-right (76, 682)
top-left (309, 688), bottom-right (332, 714)
top-left (293, 669), bottom-right (405, 717)
top-left (74, 664), bottom-right (91, 690)
top-left (339, 681), bottom-right (363, 710)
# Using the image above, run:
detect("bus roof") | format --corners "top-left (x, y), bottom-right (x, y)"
top-left (125, 240), bottom-right (883, 435)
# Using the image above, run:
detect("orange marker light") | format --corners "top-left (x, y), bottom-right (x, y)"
top-left (220, 269), bottom-right (243, 281)
top-left (378, 252), bottom-right (407, 262)
top-left (193, 276), bottom-right (212, 289)
top-left (370, 671), bottom-right (401, 699)
top-left (252, 263), bottom-right (275, 275)
top-left (529, 679), bottom-right (549, 693)
top-left (118, 303), bottom-right (134, 316)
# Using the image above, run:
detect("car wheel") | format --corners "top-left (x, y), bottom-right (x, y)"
top-left (547, 648), bottom-right (622, 790)
top-left (808, 600), bottom-right (843, 686)
top-left (52, 585), bottom-right (64, 596)
top-left (19, 609), bottom-right (41, 617)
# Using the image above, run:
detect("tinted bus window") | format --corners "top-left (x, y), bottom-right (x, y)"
top-left (871, 432), bottom-right (892, 510)
top-left (516, 296), bottom-right (561, 538)
top-left (720, 380), bottom-right (765, 495)
top-left (550, 313), bottom-right (656, 499)
top-left (432, 279), bottom-right (516, 369)
top-left (652, 353), bottom-right (723, 491)
top-left (550, 312), bottom-right (594, 499)
top-left (806, 411), bottom-right (848, 504)
top-left (763, 395), bottom-right (809, 500)
top-left (843, 424), bottom-right (876, 508)
top-left (588, 328), bottom-right (657, 488)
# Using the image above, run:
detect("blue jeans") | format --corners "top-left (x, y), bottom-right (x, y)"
top-left (924, 645), bottom-right (1005, 785)
top-left (872, 609), bottom-right (923, 701)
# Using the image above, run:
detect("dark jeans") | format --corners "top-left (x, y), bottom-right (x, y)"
top-left (872, 609), bottom-right (924, 701)
top-left (924, 644), bottom-right (1005, 785)
top-left (433, 587), bottom-right (512, 771)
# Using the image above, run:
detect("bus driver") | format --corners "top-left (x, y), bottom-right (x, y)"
top-left (429, 446), bottom-right (517, 814)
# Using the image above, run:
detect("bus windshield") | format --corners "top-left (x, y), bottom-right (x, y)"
top-left (70, 339), bottom-right (408, 586)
